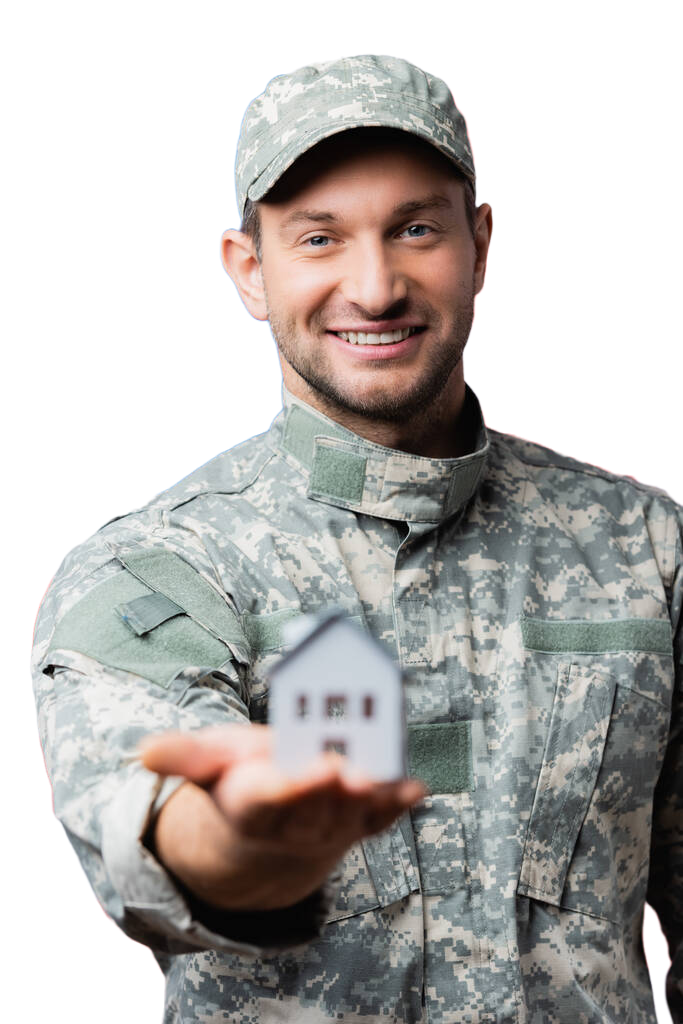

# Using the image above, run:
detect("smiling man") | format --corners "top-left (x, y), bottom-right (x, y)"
top-left (32, 56), bottom-right (683, 1023)
top-left (223, 127), bottom-right (489, 458)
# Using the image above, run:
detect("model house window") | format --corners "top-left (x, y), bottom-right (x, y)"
top-left (326, 695), bottom-right (347, 719)
top-left (296, 694), bottom-right (309, 718)
top-left (363, 695), bottom-right (375, 718)
top-left (323, 738), bottom-right (347, 755)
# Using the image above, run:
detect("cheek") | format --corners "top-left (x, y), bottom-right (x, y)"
top-left (406, 247), bottom-right (473, 300)
top-left (278, 274), bottom-right (336, 327)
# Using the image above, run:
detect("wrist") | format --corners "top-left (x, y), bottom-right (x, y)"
top-left (179, 880), bottom-right (334, 946)
top-left (150, 779), bottom-right (337, 912)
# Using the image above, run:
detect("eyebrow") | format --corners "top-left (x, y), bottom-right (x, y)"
top-left (279, 193), bottom-right (454, 232)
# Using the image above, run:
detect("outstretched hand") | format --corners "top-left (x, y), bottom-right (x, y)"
top-left (139, 724), bottom-right (425, 911)
top-left (141, 723), bottom-right (425, 851)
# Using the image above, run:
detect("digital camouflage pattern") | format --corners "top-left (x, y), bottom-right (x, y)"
top-left (235, 55), bottom-right (475, 216)
top-left (32, 387), bottom-right (683, 1022)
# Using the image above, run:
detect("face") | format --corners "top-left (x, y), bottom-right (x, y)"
top-left (230, 136), bottom-right (491, 432)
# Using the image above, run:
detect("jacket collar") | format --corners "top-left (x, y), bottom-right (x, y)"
top-left (271, 386), bottom-right (490, 524)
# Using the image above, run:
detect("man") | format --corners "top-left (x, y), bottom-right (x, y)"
top-left (32, 55), bottom-right (683, 1023)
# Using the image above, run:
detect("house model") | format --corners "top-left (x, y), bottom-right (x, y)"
top-left (268, 613), bottom-right (405, 781)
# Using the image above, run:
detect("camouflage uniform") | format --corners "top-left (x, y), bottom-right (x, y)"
top-left (32, 386), bottom-right (683, 1022)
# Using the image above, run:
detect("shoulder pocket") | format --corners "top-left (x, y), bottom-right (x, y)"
top-left (46, 550), bottom-right (249, 688)
top-left (115, 548), bottom-right (248, 658)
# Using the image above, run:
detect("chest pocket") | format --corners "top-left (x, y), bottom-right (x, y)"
top-left (517, 656), bottom-right (671, 925)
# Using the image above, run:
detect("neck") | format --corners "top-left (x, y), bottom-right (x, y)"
top-left (283, 371), bottom-right (475, 459)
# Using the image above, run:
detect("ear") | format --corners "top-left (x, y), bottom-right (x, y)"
top-left (221, 229), bottom-right (268, 321)
top-left (472, 203), bottom-right (493, 296)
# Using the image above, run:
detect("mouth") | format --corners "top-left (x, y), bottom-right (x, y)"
top-left (331, 326), bottom-right (424, 346)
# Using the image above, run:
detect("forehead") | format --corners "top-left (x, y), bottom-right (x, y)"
top-left (259, 128), bottom-right (463, 212)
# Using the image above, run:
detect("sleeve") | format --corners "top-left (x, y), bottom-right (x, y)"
top-left (31, 524), bottom-right (335, 956)
top-left (647, 505), bottom-right (683, 1022)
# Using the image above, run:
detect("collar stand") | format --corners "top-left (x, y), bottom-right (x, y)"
top-left (276, 388), bottom-right (490, 523)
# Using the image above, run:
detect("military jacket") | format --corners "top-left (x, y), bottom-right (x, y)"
top-left (32, 388), bottom-right (683, 1023)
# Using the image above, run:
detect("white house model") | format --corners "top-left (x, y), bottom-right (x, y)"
top-left (268, 613), bottom-right (405, 781)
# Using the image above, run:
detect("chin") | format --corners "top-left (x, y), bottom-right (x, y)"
top-left (330, 388), bottom-right (426, 423)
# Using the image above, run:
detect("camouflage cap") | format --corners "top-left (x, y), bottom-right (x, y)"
top-left (235, 54), bottom-right (475, 216)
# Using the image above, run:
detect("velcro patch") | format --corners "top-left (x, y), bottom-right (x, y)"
top-left (520, 615), bottom-right (672, 654)
top-left (310, 445), bottom-right (366, 504)
top-left (407, 721), bottom-right (473, 794)
top-left (116, 592), bottom-right (184, 636)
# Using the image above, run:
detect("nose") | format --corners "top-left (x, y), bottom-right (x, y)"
top-left (339, 237), bottom-right (408, 316)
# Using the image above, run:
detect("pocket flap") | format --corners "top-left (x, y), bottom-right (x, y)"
top-left (517, 663), bottom-right (616, 905)
top-left (362, 816), bottom-right (420, 908)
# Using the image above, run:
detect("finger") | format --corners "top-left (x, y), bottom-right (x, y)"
top-left (394, 777), bottom-right (429, 805)
top-left (139, 723), bottom-right (271, 782)
top-left (211, 756), bottom-right (345, 838)
top-left (213, 754), bottom-right (342, 814)
top-left (348, 778), bottom-right (428, 839)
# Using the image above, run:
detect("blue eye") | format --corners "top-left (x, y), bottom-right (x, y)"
top-left (403, 224), bottom-right (430, 238)
top-left (307, 235), bottom-right (330, 247)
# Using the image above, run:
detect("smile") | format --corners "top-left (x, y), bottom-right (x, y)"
top-left (334, 327), bottom-right (421, 346)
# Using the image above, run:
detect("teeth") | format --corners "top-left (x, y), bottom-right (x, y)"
top-left (336, 327), bottom-right (416, 345)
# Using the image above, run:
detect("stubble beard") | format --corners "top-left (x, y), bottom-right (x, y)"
top-left (266, 289), bottom-right (476, 425)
